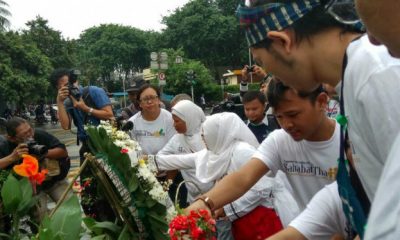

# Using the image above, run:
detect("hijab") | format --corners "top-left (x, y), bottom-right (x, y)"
top-left (172, 100), bottom-right (206, 152)
top-left (196, 112), bottom-right (259, 183)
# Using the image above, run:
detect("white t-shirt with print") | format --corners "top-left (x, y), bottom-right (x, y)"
top-left (253, 122), bottom-right (340, 210)
top-left (290, 182), bottom-right (351, 240)
top-left (129, 109), bottom-right (176, 154)
top-left (326, 98), bottom-right (340, 119)
top-left (339, 35), bottom-right (400, 200)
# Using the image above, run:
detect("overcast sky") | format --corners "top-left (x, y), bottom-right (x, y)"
top-left (8, 0), bottom-right (190, 39)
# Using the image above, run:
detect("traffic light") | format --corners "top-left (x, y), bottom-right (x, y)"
top-left (186, 70), bottom-right (196, 85)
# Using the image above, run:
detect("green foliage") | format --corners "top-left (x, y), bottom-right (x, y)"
top-left (0, 31), bottom-right (52, 106)
top-left (0, 0), bottom-right (11, 31)
top-left (1, 174), bottom-right (23, 214)
top-left (155, 48), bottom-right (219, 103)
top-left (86, 124), bottom-right (170, 239)
top-left (161, 0), bottom-right (248, 70)
top-left (38, 195), bottom-right (83, 240)
top-left (78, 24), bottom-right (151, 89)
top-left (22, 16), bottom-right (78, 69)
top-left (83, 217), bottom-right (122, 239)
top-left (215, 0), bottom-right (240, 15)
top-left (224, 82), bottom-right (260, 93)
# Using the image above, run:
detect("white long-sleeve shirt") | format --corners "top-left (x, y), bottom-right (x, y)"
top-left (158, 134), bottom-right (213, 203)
top-left (156, 142), bottom-right (285, 222)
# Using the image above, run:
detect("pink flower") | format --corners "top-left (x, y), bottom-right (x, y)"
top-left (120, 148), bottom-right (129, 154)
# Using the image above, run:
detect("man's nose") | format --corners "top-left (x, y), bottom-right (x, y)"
top-left (280, 118), bottom-right (294, 130)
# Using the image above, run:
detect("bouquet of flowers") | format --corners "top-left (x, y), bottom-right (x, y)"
top-left (169, 209), bottom-right (216, 240)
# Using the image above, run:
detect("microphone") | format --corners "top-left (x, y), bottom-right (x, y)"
top-left (121, 121), bottom-right (134, 132)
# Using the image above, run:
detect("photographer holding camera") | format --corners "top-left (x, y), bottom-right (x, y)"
top-left (51, 68), bottom-right (114, 220)
top-left (0, 117), bottom-right (70, 221)
top-left (241, 64), bottom-right (269, 95)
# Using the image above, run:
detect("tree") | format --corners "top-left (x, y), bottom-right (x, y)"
top-left (0, 32), bottom-right (52, 106)
top-left (22, 16), bottom-right (78, 69)
top-left (215, 0), bottom-right (239, 16)
top-left (78, 24), bottom-right (151, 90)
top-left (0, 0), bottom-right (11, 31)
top-left (159, 49), bottom-right (221, 102)
top-left (161, 0), bottom-right (248, 73)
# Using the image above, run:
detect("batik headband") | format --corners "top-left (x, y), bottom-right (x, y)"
top-left (237, 0), bottom-right (321, 46)
top-left (238, 0), bottom-right (363, 46)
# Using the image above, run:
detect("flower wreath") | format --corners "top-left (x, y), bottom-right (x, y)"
top-left (85, 121), bottom-right (175, 239)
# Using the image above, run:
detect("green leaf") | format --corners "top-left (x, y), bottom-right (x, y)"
top-left (86, 127), bottom-right (103, 153)
top-left (91, 221), bottom-right (121, 234)
top-left (1, 174), bottom-right (22, 213)
top-left (17, 178), bottom-right (37, 215)
top-left (38, 216), bottom-right (54, 240)
top-left (128, 174), bottom-right (139, 192)
top-left (117, 225), bottom-right (131, 240)
top-left (0, 232), bottom-right (11, 239)
top-left (90, 234), bottom-right (108, 240)
top-left (145, 197), bottom-right (157, 208)
top-left (38, 228), bottom-right (54, 240)
top-left (82, 217), bottom-right (96, 229)
top-left (48, 195), bottom-right (82, 240)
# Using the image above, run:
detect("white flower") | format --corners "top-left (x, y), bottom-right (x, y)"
top-left (166, 206), bottom-right (178, 222)
top-left (114, 140), bottom-right (125, 148)
top-left (95, 121), bottom-right (169, 207)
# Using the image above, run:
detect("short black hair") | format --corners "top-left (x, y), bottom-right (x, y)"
top-left (49, 68), bottom-right (70, 88)
top-left (267, 78), bottom-right (324, 109)
top-left (242, 90), bottom-right (266, 105)
top-left (136, 84), bottom-right (161, 103)
top-left (251, 1), bottom-right (364, 50)
top-left (6, 117), bottom-right (28, 137)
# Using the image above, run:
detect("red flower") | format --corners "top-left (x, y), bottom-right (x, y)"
top-left (169, 209), bottom-right (216, 240)
top-left (120, 148), bottom-right (129, 154)
top-left (32, 169), bottom-right (48, 184)
top-left (13, 154), bottom-right (49, 194)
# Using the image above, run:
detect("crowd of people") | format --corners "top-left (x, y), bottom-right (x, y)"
top-left (1, 0), bottom-right (400, 239)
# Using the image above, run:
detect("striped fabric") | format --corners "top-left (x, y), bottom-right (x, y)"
top-left (237, 0), bottom-right (321, 46)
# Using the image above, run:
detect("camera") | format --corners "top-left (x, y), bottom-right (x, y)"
top-left (25, 140), bottom-right (48, 157)
top-left (246, 66), bottom-right (255, 73)
top-left (68, 69), bottom-right (82, 99)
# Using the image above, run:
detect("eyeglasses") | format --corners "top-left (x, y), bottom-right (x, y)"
top-left (139, 95), bottom-right (159, 103)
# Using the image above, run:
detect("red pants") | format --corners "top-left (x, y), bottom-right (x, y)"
top-left (232, 206), bottom-right (283, 240)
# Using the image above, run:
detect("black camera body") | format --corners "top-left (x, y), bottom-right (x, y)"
top-left (68, 69), bottom-right (82, 99)
top-left (246, 66), bottom-right (255, 73)
top-left (26, 140), bottom-right (48, 157)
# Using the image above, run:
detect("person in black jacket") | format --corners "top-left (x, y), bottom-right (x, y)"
top-left (0, 117), bottom-right (70, 225)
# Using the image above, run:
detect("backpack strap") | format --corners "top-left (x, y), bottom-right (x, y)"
top-left (81, 86), bottom-right (97, 124)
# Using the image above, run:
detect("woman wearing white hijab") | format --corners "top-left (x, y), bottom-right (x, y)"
top-left (151, 112), bottom-right (298, 239)
top-left (158, 100), bottom-right (213, 203)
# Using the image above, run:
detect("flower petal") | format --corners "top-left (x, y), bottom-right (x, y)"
top-left (13, 154), bottom-right (39, 177)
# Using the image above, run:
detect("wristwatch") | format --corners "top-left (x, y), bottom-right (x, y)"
top-left (196, 195), bottom-right (215, 212)
top-left (88, 107), bottom-right (94, 116)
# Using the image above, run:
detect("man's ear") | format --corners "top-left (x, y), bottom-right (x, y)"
top-left (267, 29), bottom-right (295, 54)
top-left (7, 135), bottom-right (16, 143)
top-left (316, 92), bottom-right (329, 111)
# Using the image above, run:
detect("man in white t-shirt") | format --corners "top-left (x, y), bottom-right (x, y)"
top-left (200, 1), bottom-right (400, 237)
top-left (354, 1), bottom-right (400, 239)
top-left (189, 80), bottom-right (339, 217)
top-left (270, 182), bottom-right (352, 240)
